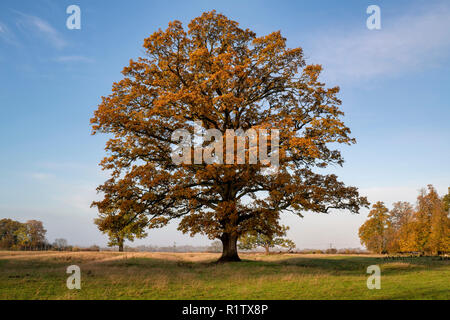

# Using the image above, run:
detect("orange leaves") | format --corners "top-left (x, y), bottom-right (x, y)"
top-left (91, 11), bottom-right (368, 249)
top-left (359, 187), bottom-right (450, 254)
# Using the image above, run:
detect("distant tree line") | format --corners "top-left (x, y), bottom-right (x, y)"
top-left (0, 219), bottom-right (100, 251)
top-left (359, 185), bottom-right (450, 255)
top-left (122, 243), bottom-right (222, 253)
top-left (0, 219), bottom-right (47, 250)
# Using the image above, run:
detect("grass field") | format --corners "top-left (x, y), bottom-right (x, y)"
top-left (0, 251), bottom-right (448, 300)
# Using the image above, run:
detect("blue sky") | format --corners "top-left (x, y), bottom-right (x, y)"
top-left (0, 0), bottom-right (449, 248)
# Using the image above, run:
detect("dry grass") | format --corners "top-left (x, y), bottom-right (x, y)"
top-left (0, 251), bottom-right (448, 300)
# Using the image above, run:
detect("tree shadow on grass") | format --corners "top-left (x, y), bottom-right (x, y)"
top-left (384, 288), bottom-right (450, 300)
top-left (94, 254), bottom-right (449, 278)
top-left (258, 255), bottom-right (450, 276)
top-left (1, 252), bottom-right (448, 278)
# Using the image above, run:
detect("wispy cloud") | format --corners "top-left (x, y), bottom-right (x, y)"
top-left (308, 4), bottom-right (450, 83)
top-left (0, 21), bottom-right (19, 45)
top-left (55, 55), bottom-right (94, 63)
top-left (40, 161), bottom-right (88, 170)
top-left (14, 11), bottom-right (66, 49)
top-left (31, 172), bottom-right (53, 180)
top-left (60, 184), bottom-right (100, 213)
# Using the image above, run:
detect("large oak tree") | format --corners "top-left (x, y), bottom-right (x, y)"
top-left (91, 11), bottom-right (368, 262)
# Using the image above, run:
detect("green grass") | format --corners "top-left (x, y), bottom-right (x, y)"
top-left (0, 251), bottom-right (448, 299)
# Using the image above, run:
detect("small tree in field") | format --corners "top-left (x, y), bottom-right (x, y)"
top-left (238, 225), bottom-right (295, 254)
top-left (53, 238), bottom-right (68, 250)
top-left (91, 11), bottom-right (368, 262)
top-left (94, 209), bottom-right (148, 252)
top-left (209, 240), bottom-right (223, 253)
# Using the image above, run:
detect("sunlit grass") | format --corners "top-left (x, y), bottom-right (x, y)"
top-left (0, 251), bottom-right (448, 299)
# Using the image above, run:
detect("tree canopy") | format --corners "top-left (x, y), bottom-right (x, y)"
top-left (91, 11), bottom-right (368, 262)
top-left (358, 202), bottom-right (390, 254)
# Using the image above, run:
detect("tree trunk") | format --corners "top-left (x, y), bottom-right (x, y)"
top-left (218, 233), bottom-right (241, 262)
top-left (264, 245), bottom-right (270, 255)
top-left (117, 236), bottom-right (124, 252)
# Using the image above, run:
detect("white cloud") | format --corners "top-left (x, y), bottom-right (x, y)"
top-left (308, 4), bottom-right (450, 82)
top-left (14, 11), bottom-right (66, 49)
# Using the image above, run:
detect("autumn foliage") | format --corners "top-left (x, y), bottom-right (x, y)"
top-left (91, 11), bottom-right (368, 261)
top-left (94, 209), bottom-right (148, 252)
top-left (0, 219), bottom-right (47, 250)
top-left (359, 185), bottom-right (450, 255)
